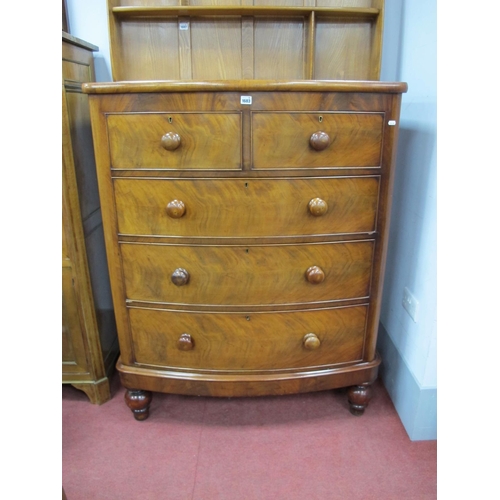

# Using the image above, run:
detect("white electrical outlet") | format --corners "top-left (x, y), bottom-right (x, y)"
top-left (402, 287), bottom-right (419, 322)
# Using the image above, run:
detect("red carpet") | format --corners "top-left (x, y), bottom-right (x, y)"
top-left (63, 373), bottom-right (436, 499)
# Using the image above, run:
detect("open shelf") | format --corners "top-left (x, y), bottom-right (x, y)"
top-left (108, 0), bottom-right (384, 81)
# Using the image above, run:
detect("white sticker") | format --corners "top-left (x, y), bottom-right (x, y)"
top-left (179, 22), bottom-right (189, 30)
top-left (388, 120), bottom-right (397, 126)
top-left (240, 96), bottom-right (252, 105)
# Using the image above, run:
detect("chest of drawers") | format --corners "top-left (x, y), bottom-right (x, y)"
top-left (84, 80), bottom-right (407, 420)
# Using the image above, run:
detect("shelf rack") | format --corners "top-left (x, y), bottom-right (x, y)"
top-left (107, 1), bottom-right (385, 81)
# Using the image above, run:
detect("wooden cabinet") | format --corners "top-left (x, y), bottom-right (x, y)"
top-left (62, 32), bottom-right (119, 404)
top-left (83, 80), bottom-right (407, 418)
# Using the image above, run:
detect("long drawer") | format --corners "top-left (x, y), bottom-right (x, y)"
top-left (129, 306), bottom-right (367, 370)
top-left (252, 112), bottom-right (384, 169)
top-left (114, 177), bottom-right (380, 237)
top-left (121, 240), bottom-right (374, 305)
top-left (107, 112), bottom-right (242, 170)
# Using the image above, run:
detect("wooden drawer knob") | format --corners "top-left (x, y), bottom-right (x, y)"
top-left (309, 131), bottom-right (330, 151)
top-left (305, 266), bottom-right (325, 284)
top-left (166, 200), bottom-right (186, 218)
top-left (303, 333), bottom-right (321, 350)
top-left (177, 333), bottom-right (194, 351)
top-left (308, 198), bottom-right (328, 216)
top-left (171, 268), bottom-right (190, 286)
top-left (161, 132), bottom-right (181, 151)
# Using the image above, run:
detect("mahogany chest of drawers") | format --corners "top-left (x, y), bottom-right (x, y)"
top-left (84, 80), bottom-right (407, 420)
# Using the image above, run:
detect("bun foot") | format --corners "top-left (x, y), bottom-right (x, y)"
top-left (125, 389), bottom-right (152, 421)
top-left (347, 384), bottom-right (373, 416)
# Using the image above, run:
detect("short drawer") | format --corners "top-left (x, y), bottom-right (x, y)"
top-left (114, 177), bottom-right (380, 237)
top-left (129, 306), bottom-right (367, 370)
top-left (107, 112), bottom-right (242, 169)
top-left (252, 112), bottom-right (383, 169)
top-left (121, 240), bottom-right (374, 306)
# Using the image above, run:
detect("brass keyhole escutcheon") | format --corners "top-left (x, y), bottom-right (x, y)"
top-left (318, 115), bottom-right (323, 123)
top-left (168, 116), bottom-right (173, 123)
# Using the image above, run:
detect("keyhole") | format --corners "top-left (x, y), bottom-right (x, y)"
top-left (319, 116), bottom-right (323, 123)
top-left (246, 316), bottom-right (251, 321)
top-left (244, 182), bottom-right (248, 188)
top-left (168, 116), bottom-right (173, 124)
top-left (245, 248), bottom-right (249, 253)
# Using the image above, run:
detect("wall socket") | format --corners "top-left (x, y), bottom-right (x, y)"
top-left (402, 287), bottom-right (419, 322)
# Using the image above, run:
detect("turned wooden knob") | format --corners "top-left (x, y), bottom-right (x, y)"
top-left (308, 198), bottom-right (328, 216)
top-left (305, 265), bottom-right (325, 284)
top-left (166, 200), bottom-right (186, 218)
top-left (309, 131), bottom-right (330, 151)
top-left (171, 268), bottom-right (190, 286)
top-left (177, 333), bottom-right (194, 351)
top-left (161, 132), bottom-right (181, 151)
top-left (303, 333), bottom-right (321, 350)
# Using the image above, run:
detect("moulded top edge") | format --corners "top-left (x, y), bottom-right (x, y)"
top-left (112, 6), bottom-right (380, 18)
top-left (62, 31), bottom-right (99, 51)
top-left (82, 80), bottom-right (408, 95)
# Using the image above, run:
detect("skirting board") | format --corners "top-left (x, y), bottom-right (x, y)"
top-left (377, 322), bottom-right (437, 441)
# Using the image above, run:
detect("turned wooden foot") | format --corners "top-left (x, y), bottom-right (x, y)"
top-left (347, 384), bottom-right (373, 416)
top-left (124, 389), bottom-right (152, 421)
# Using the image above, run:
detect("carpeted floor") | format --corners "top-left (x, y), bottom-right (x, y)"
top-left (62, 372), bottom-right (436, 500)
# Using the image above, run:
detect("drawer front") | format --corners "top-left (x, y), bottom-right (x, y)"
top-left (107, 112), bottom-right (242, 170)
top-left (252, 112), bottom-right (383, 169)
top-left (114, 177), bottom-right (379, 237)
top-left (121, 241), bottom-right (374, 305)
top-left (129, 306), bottom-right (367, 370)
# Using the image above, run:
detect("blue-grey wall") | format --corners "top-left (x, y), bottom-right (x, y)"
top-left (379, 0), bottom-right (437, 440)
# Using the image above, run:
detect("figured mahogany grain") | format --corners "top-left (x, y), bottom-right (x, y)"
top-left (107, 112), bottom-right (242, 169)
top-left (113, 176), bottom-right (380, 237)
top-left (252, 111), bottom-right (383, 168)
top-left (129, 305), bottom-right (367, 370)
top-left (120, 240), bottom-right (374, 305)
top-left (117, 354), bottom-right (381, 398)
top-left (85, 82), bottom-right (406, 414)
